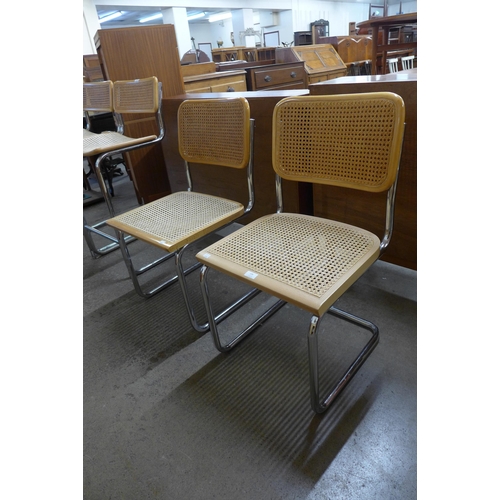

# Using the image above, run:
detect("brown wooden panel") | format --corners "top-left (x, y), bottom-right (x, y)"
top-left (94, 25), bottom-right (186, 203)
top-left (161, 91), bottom-right (311, 224)
top-left (309, 73), bottom-right (417, 270)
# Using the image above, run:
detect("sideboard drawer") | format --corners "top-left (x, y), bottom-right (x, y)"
top-left (247, 62), bottom-right (307, 91)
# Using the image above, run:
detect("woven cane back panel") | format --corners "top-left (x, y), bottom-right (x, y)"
top-left (113, 76), bottom-right (159, 114)
top-left (178, 98), bottom-right (251, 169)
top-left (83, 81), bottom-right (113, 112)
top-left (107, 192), bottom-right (244, 252)
top-left (199, 213), bottom-right (380, 315)
top-left (272, 92), bottom-right (405, 192)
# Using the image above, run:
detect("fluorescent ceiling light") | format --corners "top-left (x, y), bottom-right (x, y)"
top-left (208, 13), bottom-right (232, 23)
top-left (140, 12), bottom-right (163, 23)
top-left (188, 12), bottom-right (206, 21)
top-left (99, 11), bottom-right (124, 23)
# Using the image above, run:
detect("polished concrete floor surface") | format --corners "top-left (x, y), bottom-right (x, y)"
top-left (83, 175), bottom-right (417, 500)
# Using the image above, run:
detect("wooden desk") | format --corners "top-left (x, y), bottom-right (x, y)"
top-left (357, 13), bottom-right (417, 75)
top-left (309, 71), bottom-right (417, 270)
top-left (161, 91), bottom-right (311, 224)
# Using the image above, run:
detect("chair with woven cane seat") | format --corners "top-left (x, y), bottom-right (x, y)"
top-left (83, 76), bottom-right (164, 258)
top-left (106, 97), bottom-right (257, 333)
top-left (196, 92), bottom-right (405, 414)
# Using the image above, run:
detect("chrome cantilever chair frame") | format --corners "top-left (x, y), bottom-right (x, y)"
top-left (197, 92), bottom-right (405, 413)
top-left (83, 77), bottom-right (165, 258)
top-left (106, 97), bottom-right (259, 333)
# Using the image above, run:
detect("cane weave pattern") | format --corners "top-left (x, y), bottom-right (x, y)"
top-left (273, 94), bottom-right (402, 192)
top-left (178, 98), bottom-right (251, 169)
top-left (83, 81), bottom-right (113, 112)
top-left (204, 213), bottom-right (378, 299)
top-left (83, 131), bottom-right (157, 157)
top-left (107, 192), bottom-right (244, 250)
top-left (113, 76), bottom-right (159, 114)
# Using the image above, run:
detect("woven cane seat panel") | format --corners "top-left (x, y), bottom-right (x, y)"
top-left (107, 191), bottom-right (244, 252)
top-left (273, 94), bottom-right (403, 192)
top-left (83, 131), bottom-right (157, 157)
top-left (178, 98), bottom-right (251, 169)
top-left (198, 213), bottom-right (380, 315)
top-left (113, 77), bottom-right (159, 114)
top-left (83, 129), bottom-right (96, 139)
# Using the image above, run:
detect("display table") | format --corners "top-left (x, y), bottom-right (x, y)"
top-left (357, 13), bottom-right (417, 75)
top-left (309, 70), bottom-right (417, 270)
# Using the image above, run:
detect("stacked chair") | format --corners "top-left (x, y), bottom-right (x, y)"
top-left (106, 97), bottom-right (258, 333)
top-left (83, 76), bottom-right (164, 258)
top-left (195, 92), bottom-right (406, 413)
top-left (401, 55), bottom-right (415, 70)
top-left (387, 57), bottom-right (399, 73)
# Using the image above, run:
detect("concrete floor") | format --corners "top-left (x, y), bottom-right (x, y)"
top-left (83, 174), bottom-right (417, 500)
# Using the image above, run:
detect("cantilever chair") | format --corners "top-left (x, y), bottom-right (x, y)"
top-left (83, 76), bottom-right (164, 258)
top-left (196, 92), bottom-right (405, 414)
top-left (106, 97), bottom-right (257, 333)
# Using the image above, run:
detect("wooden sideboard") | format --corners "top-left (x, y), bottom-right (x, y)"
top-left (94, 24), bottom-right (185, 204)
top-left (309, 70), bottom-right (417, 270)
top-left (181, 62), bottom-right (247, 93)
top-left (161, 90), bottom-right (311, 224)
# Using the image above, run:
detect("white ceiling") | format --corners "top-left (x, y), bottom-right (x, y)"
top-left (95, 1), bottom-right (404, 28)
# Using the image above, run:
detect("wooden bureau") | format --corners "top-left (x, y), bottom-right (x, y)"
top-left (276, 44), bottom-right (347, 84)
top-left (245, 62), bottom-right (307, 91)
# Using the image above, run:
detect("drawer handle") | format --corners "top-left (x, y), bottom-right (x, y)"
top-left (227, 86), bottom-right (235, 92)
top-left (290, 71), bottom-right (297, 78)
top-left (264, 75), bottom-right (272, 82)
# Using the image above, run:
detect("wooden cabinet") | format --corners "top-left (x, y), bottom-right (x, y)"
top-left (276, 44), bottom-right (347, 84)
top-left (245, 62), bottom-right (307, 91)
top-left (181, 62), bottom-right (247, 93)
top-left (94, 25), bottom-right (185, 203)
top-left (294, 31), bottom-right (312, 46)
top-left (309, 71), bottom-right (417, 270)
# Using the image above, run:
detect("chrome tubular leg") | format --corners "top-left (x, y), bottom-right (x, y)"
top-left (115, 230), bottom-right (180, 299)
top-left (175, 246), bottom-right (206, 333)
top-left (83, 216), bottom-right (123, 258)
top-left (307, 306), bottom-right (380, 414)
top-left (200, 265), bottom-right (286, 352)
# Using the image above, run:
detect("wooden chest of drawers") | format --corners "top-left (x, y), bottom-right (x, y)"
top-left (245, 62), bottom-right (307, 91)
top-left (183, 69), bottom-right (247, 93)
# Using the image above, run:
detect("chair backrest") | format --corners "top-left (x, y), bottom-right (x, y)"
top-left (177, 97), bottom-right (252, 169)
top-left (272, 92), bottom-right (405, 193)
top-left (113, 76), bottom-right (160, 114)
top-left (401, 55), bottom-right (415, 70)
top-left (387, 57), bottom-right (399, 73)
top-left (83, 80), bottom-right (113, 113)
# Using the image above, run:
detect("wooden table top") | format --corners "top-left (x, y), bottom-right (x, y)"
top-left (357, 12), bottom-right (417, 30)
top-left (310, 68), bottom-right (416, 87)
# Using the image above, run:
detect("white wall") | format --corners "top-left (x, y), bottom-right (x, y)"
top-left (84, 1), bottom-right (417, 55)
